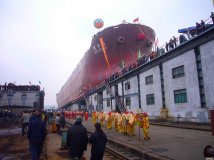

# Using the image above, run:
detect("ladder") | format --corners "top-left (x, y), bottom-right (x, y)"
top-left (83, 93), bottom-right (90, 111)
top-left (105, 81), bottom-right (126, 113)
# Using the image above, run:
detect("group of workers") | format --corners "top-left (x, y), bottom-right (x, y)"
top-left (91, 111), bottom-right (150, 140)
top-left (63, 111), bottom-right (89, 121)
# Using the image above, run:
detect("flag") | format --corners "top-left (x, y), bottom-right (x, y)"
top-left (133, 17), bottom-right (139, 23)
top-left (39, 81), bottom-right (41, 84)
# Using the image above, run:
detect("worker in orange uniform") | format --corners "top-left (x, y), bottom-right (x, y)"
top-left (92, 111), bottom-right (97, 124)
top-left (85, 111), bottom-right (88, 121)
top-left (142, 112), bottom-right (150, 140)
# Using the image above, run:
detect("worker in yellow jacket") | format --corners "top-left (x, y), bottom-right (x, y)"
top-left (142, 112), bottom-right (150, 140)
top-left (105, 112), bottom-right (113, 129)
top-left (126, 112), bottom-right (135, 136)
top-left (92, 111), bottom-right (98, 124)
top-left (98, 112), bottom-right (105, 127)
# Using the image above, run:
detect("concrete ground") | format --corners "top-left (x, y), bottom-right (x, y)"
top-left (0, 119), bottom-right (213, 160)
top-left (67, 118), bottom-right (214, 160)
top-left (0, 123), bottom-right (117, 160)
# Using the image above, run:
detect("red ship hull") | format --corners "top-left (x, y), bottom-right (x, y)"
top-left (57, 23), bottom-right (155, 107)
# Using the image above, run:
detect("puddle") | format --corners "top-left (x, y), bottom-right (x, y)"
top-left (0, 154), bottom-right (19, 160)
top-left (0, 128), bottom-right (21, 136)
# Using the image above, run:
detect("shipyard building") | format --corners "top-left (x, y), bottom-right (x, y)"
top-left (59, 25), bottom-right (214, 123)
top-left (0, 83), bottom-right (45, 114)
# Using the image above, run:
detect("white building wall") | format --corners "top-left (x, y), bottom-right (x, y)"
top-left (102, 88), bottom-right (111, 112)
top-left (71, 103), bottom-right (78, 111)
top-left (103, 89), bottom-right (110, 99)
top-left (118, 82), bottom-right (123, 96)
top-left (123, 76), bottom-right (139, 113)
top-left (0, 94), bottom-right (8, 106)
top-left (140, 66), bottom-right (162, 117)
top-left (103, 99), bottom-right (112, 112)
top-left (111, 99), bottom-right (116, 111)
top-left (200, 40), bottom-right (214, 109)
top-left (163, 50), bottom-right (201, 121)
top-left (91, 93), bottom-right (98, 110)
top-left (126, 95), bottom-right (139, 113)
top-left (0, 91), bottom-right (38, 107)
top-left (25, 92), bottom-right (38, 107)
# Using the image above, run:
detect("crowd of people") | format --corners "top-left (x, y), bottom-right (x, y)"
top-left (19, 109), bottom-right (102, 160)
top-left (0, 83), bottom-right (40, 91)
top-left (91, 111), bottom-right (150, 140)
top-left (24, 109), bottom-right (149, 159)
top-left (164, 12), bottom-right (214, 54)
top-left (0, 110), bottom-right (16, 122)
top-left (63, 110), bottom-right (150, 160)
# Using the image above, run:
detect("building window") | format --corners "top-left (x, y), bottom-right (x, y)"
top-left (172, 65), bottom-right (185, 79)
top-left (22, 91), bottom-right (26, 96)
top-left (125, 82), bottom-right (131, 90)
top-left (125, 97), bottom-right (131, 106)
top-left (21, 95), bottom-right (27, 106)
top-left (174, 89), bottom-right (187, 103)
top-left (145, 75), bottom-right (153, 85)
top-left (106, 87), bottom-right (111, 94)
top-left (146, 94), bottom-right (155, 105)
top-left (7, 89), bottom-right (13, 96)
top-left (94, 95), bottom-right (97, 101)
top-left (107, 100), bottom-right (110, 107)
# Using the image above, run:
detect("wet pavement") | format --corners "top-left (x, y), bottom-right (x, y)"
top-left (0, 132), bottom-right (31, 160)
top-left (0, 123), bottom-right (119, 160)
top-left (67, 117), bottom-right (213, 160)
top-left (0, 118), bottom-right (213, 160)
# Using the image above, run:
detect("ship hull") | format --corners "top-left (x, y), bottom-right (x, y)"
top-left (57, 23), bottom-right (155, 107)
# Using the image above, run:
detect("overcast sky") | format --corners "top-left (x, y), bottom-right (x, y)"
top-left (0, 0), bottom-right (213, 108)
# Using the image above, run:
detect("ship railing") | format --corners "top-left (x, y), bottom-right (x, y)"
top-left (155, 16), bottom-right (213, 57)
top-left (84, 15), bottom-right (214, 99)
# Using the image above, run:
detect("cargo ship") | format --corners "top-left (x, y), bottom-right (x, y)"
top-left (57, 23), bottom-right (156, 107)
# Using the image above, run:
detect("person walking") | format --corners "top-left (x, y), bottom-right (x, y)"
top-left (89, 122), bottom-right (107, 160)
top-left (142, 112), bottom-right (150, 140)
top-left (21, 111), bottom-right (30, 136)
top-left (59, 112), bottom-right (66, 130)
top-left (55, 113), bottom-right (61, 134)
top-left (27, 109), bottom-right (46, 160)
top-left (67, 116), bottom-right (88, 160)
top-left (29, 109), bottom-right (38, 123)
